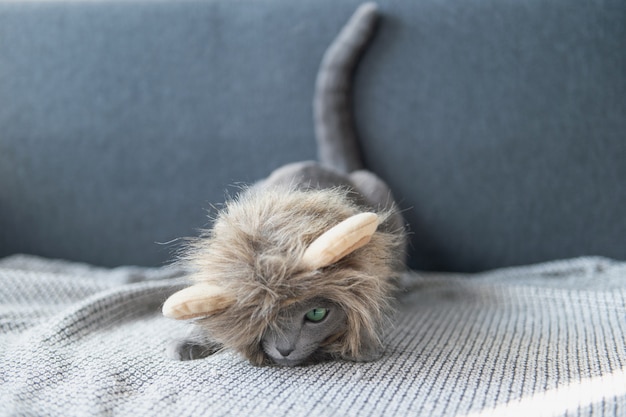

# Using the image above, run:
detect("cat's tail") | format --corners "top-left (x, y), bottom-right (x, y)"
top-left (314, 2), bottom-right (380, 174)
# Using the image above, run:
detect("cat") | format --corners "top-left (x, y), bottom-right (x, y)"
top-left (163, 2), bottom-right (406, 367)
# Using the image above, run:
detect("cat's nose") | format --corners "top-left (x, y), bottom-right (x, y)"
top-left (277, 347), bottom-right (294, 357)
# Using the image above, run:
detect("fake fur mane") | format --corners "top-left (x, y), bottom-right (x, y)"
top-left (175, 186), bottom-right (403, 365)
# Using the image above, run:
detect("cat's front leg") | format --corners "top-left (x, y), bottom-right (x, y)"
top-left (167, 326), bottom-right (222, 361)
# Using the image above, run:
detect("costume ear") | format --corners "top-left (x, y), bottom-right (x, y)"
top-left (162, 283), bottom-right (235, 320)
top-left (301, 212), bottom-right (379, 270)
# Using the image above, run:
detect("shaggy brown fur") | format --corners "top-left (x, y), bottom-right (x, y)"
top-left (180, 186), bottom-right (404, 365)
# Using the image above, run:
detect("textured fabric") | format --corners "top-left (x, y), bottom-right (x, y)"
top-left (1, 255), bottom-right (624, 416)
top-left (1, 0), bottom-right (625, 271)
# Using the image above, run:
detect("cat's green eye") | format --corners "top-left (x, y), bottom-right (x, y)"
top-left (305, 308), bottom-right (328, 323)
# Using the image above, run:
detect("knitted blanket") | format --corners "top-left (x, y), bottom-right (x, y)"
top-left (1, 255), bottom-right (624, 416)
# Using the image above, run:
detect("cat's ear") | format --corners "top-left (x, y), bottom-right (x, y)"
top-left (162, 283), bottom-right (235, 320)
top-left (301, 212), bottom-right (379, 270)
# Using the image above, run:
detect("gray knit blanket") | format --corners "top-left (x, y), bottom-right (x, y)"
top-left (1, 255), bottom-right (624, 416)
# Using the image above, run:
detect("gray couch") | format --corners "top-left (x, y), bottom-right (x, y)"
top-left (1, 1), bottom-right (625, 416)
top-left (2, 0), bottom-right (624, 272)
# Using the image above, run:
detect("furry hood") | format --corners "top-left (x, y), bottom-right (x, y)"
top-left (181, 186), bottom-right (404, 365)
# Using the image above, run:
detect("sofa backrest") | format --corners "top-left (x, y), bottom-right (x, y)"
top-left (1, 0), bottom-right (624, 271)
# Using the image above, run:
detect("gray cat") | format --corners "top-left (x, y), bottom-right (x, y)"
top-left (164, 2), bottom-right (406, 367)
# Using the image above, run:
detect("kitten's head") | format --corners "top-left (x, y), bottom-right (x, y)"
top-left (165, 187), bottom-right (404, 366)
top-left (260, 298), bottom-right (348, 366)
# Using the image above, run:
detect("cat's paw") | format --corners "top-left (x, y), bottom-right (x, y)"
top-left (167, 339), bottom-right (221, 361)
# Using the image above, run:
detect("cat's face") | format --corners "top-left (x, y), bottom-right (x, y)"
top-left (261, 298), bottom-right (347, 366)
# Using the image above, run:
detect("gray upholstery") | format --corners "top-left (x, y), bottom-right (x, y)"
top-left (1, 0), bottom-right (624, 271)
